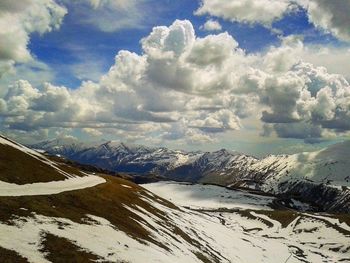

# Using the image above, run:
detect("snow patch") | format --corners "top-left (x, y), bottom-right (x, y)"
top-left (0, 174), bottom-right (106, 196)
top-left (143, 181), bottom-right (275, 210)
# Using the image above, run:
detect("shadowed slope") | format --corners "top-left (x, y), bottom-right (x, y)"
top-left (0, 135), bottom-right (86, 184)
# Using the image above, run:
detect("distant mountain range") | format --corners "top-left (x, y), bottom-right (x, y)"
top-left (32, 139), bottom-right (350, 213)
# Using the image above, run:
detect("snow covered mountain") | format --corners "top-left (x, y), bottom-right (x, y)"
top-left (32, 139), bottom-right (256, 180)
top-left (1, 135), bottom-right (350, 262)
top-left (33, 138), bottom-right (350, 212)
top-left (228, 141), bottom-right (350, 213)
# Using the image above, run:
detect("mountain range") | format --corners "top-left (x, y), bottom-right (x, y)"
top-left (33, 138), bottom-right (350, 213)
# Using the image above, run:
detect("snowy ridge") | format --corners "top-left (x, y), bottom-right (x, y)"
top-left (32, 139), bottom-right (205, 175)
top-left (232, 142), bottom-right (350, 212)
top-left (32, 139), bottom-right (350, 212)
top-left (32, 139), bottom-right (257, 181)
top-left (0, 136), bottom-right (78, 180)
top-left (251, 141), bottom-right (350, 189)
top-left (0, 135), bottom-right (105, 195)
top-left (0, 135), bottom-right (54, 164)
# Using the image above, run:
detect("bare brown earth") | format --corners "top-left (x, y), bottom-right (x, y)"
top-left (0, 176), bottom-right (169, 244)
top-left (40, 233), bottom-right (102, 263)
top-left (0, 247), bottom-right (29, 263)
top-left (0, 136), bottom-right (214, 262)
top-left (0, 174), bottom-right (216, 262)
top-left (0, 143), bottom-right (86, 184)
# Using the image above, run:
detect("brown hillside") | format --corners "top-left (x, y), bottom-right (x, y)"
top-left (0, 136), bottom-right (84, 184)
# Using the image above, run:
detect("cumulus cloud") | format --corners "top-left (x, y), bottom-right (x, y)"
top-left (0, 20), bottom-right (245, 144)
top-left (190, 109), bottom-right (241, 133)
top-left (301, 46), bottom-right (350, 79)
top-left (195, 0), bottom-right (350, 42)
top-left (200, 19), bottom-right (222, 31)
top-left (302, 0), bottom-right (350, 42)
top-left (268, 122), bottom-right (323, 139)
top-left (263, 61), bottom-right (350, 139)
top-left (1, 19), bottom-right (349, 144)
top-left (0, 0), bottom-right (66, 77)
top-left (0, 60), bottom-right (54, 91)
top-left (195, 0), bottom-right (292, 27)
top-left (82, 128), bottom-right (103, 137)
top-left (262, 36), bottom-right (304, 73)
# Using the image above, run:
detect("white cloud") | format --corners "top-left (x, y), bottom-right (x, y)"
top-left (87, 0), bottom-right (132, 10)
top-left (200, 19), bottom-right (222, 31)
top-left (1, 19), bottom-right (350, 144)
top-left (82, 128), bottom-right (103, 137)
top-left (234, 36), bottom-right (350, 140)
top-left (0, 20), bottom-right (244, 143)
top-left (0, 0), bottom-right (66, 63)
top-left (190, 109), bottom-right (241, 132)
top-left (195, 0), bottom-right (350, 42)
top-left (63, 0), bottom-right (147, 32)
top-left (0, 60), bottom-right (55, 98)
top-left (0, 0), bottom-right (66, 80)
top-left (301, 46), bottom-right (350, 80)
top-left (302, 0), bottom-right (350, 42)
top-left (262, 36), bottom-right (303, 73)
top-left (195, 0), bottom-right (292, 27)
top-left (186, 32), bottom-right (238, 67)
top-left (0, 61), bottom-right (15, 78)
top-left (70, 56), bottom-right (107, 82)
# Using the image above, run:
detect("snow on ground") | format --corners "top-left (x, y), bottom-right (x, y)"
top-left (0, 184), bottom-right (348, 262)
top-left (143, 181), bottom-right (275, 210)
top-left (172, 152), bottom-right (190, 167)
top-left (305, 213), bottom-right (350, 232)
top-left (142, 182), bottom-right (350, 262)
top-left (145, 194), bottom-right (349, 263)
top-left (0, 213), bottom-right (204, 263)
top-left (0, 174), bottom-right (105, 196)
top-left (252, 141), bottom-right (350, 192)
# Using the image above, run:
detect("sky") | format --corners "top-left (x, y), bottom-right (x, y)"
top-left (0, 0), bottom-right (350, 157)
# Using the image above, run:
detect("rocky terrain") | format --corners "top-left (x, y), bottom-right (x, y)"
top-left (33, 139), bottom-right (350, 213)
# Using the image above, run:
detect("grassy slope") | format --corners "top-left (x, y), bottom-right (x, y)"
top-left (40, 233), bottom-right (102, 263)
top-left (0, 136), bottom-right (203, 262)
top-left (0, 142), bottom-right (87, 184)
top-left (0, 174), bottom-right (214, 262)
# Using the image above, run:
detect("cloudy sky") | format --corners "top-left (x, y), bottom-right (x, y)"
top-left (0, 0), bottom-right (350, 156)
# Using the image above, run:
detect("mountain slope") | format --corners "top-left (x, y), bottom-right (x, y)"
top-left (0, 136), bottom-right (227, 262)
top-left (33, 138), bottom-right (350, 212)
top-left (144, 181), bottom-right (350, 263)
top-left (0, 135), bottom-right (105, 188)
top-left (1, 136), bottom-right (349, 262)
top-left (32, 139), bottom-right (257, 181)
top-left (228, 141), bottom-right (350, 212)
